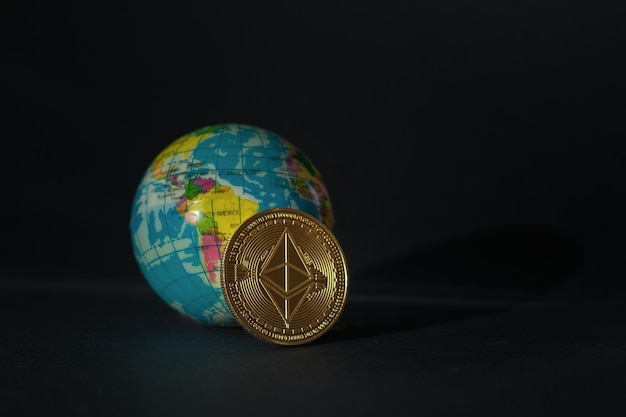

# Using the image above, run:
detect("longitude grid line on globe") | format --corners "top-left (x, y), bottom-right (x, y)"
top-left (179, 134), bottom-right (221, 315)
top-left (212, 125), bottom-right (233, 314)
top-left (162, 142), bottom-right (197, 302)
top-left (243, 138), bottom-right (263, 209)
top-left (141, 158), bottom-right (180, 300)
top-left (190, 170), bottom-right (226, 314)
top-left (163, 136), bottom-right (215, 312)
top-left (259, 127), bottom-right (274, 212)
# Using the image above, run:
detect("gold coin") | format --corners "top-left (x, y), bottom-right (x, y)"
top-left (221, 208), bottom-right (349, 346)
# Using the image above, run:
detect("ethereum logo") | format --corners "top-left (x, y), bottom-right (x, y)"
top-left (259, 228), bottom-right (313, 324)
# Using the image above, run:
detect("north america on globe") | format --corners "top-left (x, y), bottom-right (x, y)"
top-left (129, 123), bottom-right (333, 326)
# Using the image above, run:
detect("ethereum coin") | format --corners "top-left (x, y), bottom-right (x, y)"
top-left (221, 208), bottom-right (349, 346)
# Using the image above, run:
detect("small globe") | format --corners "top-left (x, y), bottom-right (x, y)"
top-left (129, 123), bottom-right (333, 326)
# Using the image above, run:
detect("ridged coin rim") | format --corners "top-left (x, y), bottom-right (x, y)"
top-left (221, 208), bottom-right (349, 346)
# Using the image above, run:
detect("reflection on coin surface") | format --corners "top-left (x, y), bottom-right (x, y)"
top-left (221, 208), bottom-right (349, 346)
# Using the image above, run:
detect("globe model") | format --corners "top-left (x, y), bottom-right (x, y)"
top-left (129, 123), bottom-right (333, 326)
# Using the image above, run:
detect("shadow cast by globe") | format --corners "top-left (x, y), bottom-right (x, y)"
top-left (315, 227), bottom-right (583, 344)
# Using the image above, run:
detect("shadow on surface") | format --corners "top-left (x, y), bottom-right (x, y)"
top-left (322, 227), bottom-right (584, 343)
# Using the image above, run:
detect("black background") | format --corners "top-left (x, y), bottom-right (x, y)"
top-left (2, 1), bottom-right (626, 416)
top-left (2, 0), bottom-right (625, 287)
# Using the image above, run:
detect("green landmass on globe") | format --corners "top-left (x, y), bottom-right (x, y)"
top-left (129, 123), bottom-right (333, 326)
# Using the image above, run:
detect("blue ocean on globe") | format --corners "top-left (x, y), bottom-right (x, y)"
top-left (129, 123), bottom-right (333, 326)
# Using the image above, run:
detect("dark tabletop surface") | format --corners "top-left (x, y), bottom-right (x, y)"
top-left (3, 247), bottom-right (626, 417)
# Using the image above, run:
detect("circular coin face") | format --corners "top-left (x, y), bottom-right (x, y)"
top-left (221, 208), bottom-right (349, 346)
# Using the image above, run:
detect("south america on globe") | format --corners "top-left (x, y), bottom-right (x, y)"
top-left (129, 123), bottom-right (334, 326)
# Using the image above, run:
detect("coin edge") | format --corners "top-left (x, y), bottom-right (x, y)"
top-left (220, 207), bottom-right (349, 346)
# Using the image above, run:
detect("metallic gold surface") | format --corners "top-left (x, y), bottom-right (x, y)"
top-left (221, 208), bottom-right (349, 346)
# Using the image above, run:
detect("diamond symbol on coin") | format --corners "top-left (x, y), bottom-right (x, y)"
top-left (259, 228), bottom-right (313, 324)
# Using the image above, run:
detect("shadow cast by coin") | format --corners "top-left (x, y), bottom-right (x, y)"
top-left (317, 227), bottom-right (584, 343)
